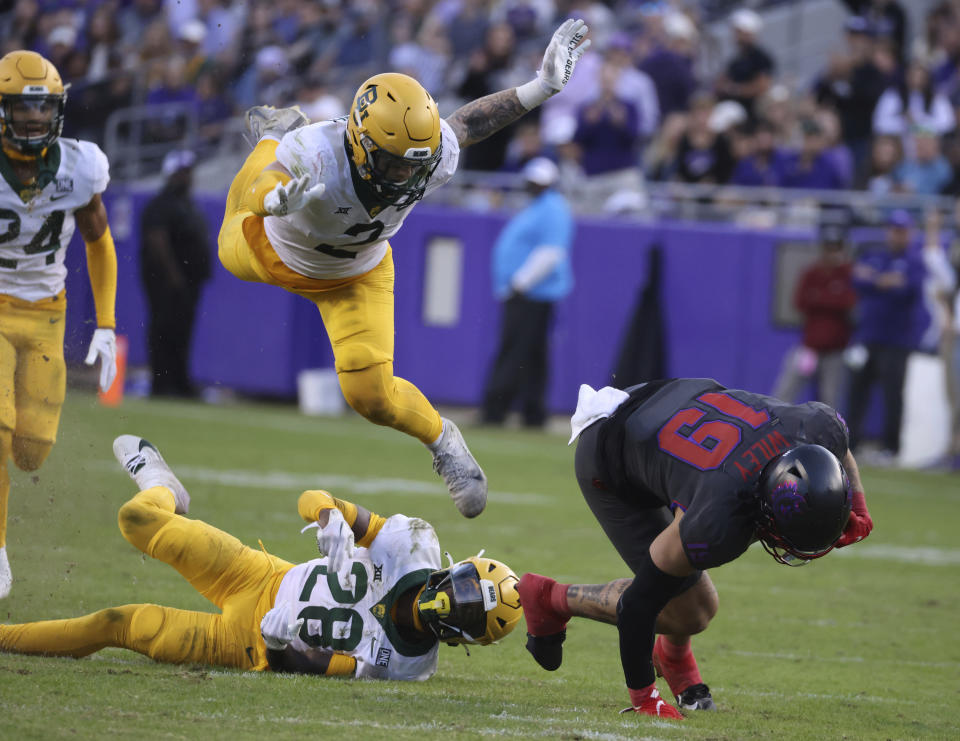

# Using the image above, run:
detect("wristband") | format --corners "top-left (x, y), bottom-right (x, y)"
top-left (516, 78), bottom-right (553, 110)
top-left (850, 490), bottom-right (868, 519)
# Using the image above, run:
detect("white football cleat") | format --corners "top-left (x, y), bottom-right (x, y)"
top-left (0, 546), bottom-right (11, 599)
top-left (113, 435), bottom-right (191, 514)
top-left (429, 418), bottom-right (487, 518)
top-left (244, 105), bottom-right (309, 147)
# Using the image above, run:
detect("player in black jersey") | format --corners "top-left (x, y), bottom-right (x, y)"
top-left (517, 378), bottom-right (874, 719)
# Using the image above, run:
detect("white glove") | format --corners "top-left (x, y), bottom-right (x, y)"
top-left (84, 328), bottom-right (117, 392)
top-left (263, 174), bottom-right (325, 217)
top-left (516, 18), bottom-right (591, 110)
top-left (316, 508), bottom-right (355, 573)
top-left (260, 602), bottom-right (304, 651)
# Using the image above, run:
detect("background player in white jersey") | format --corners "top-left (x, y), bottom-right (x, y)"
top-left (0, 51), bottom-right (118, 599)
top-left (219, 20), bottom-right (591, 519)
top-left (0, 435), bottom-right (522, 679)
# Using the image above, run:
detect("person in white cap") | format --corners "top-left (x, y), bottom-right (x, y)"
top-left (716, 8), bottom-right (775, 118)
top-left (139, 149), bottom-right (211, 398)
top-left (480, 157), bottom-right (574, 427)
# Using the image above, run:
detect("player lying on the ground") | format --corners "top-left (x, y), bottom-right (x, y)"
top-left (217, 20), bottom-right (590, 519)
top-left (0, 436), bottom-right (522, 678)
top-left (0, 50), bottom-right (119, 599)
top-left (517, 378), bottom-right (874, 718)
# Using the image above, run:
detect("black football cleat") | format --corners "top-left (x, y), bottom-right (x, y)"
top-left (676, 683), bottom-right (717, 711)
top-left (525, 629), bottom-right (566, 671)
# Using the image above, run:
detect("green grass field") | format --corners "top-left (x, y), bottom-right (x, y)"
top-left (1, 390), bottom-right (958, 740)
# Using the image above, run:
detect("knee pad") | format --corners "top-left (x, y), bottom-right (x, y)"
top-left (128, 605), bottom-right (167, 651)
top-left (11, 436), bottom-right (52, 472)
top-left (338, 365), bottom-right (395, 426)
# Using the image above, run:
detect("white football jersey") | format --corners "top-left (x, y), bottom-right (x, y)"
top-left (265, 116), bottom-right (460, 279)
top-left (0, 139), bottom-right (110, 301)
top-left (273, 514), bottom-right (443, 681)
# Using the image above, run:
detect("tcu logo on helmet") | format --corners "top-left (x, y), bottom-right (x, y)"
top-left (355, 86), bottom-right (378, 122)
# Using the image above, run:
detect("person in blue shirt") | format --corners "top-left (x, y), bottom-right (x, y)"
top-left (845, 209), bottom-right (926, 463)
top-left (481, 158), bottom-right (573, 427)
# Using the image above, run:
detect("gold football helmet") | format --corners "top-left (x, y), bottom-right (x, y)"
top-left (0, 50), bottom-right (67, 154)
top-left (417, 554), bottom-right (522, 646)
top-left (346, 72), bottom-right (442, 208)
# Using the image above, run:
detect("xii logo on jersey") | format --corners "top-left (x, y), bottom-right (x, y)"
top-left (372, 564), bottom-right (383, 582)
top-left (375, 647), bottom-right (392, 667)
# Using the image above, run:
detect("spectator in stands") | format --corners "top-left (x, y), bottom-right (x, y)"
top-left (845, 209), bottom-right (926, 465)
top-left (643, 112), bottom-right (687, 182)
top-left (0, 0), bottom-right (41, 51)
top-left (333, 4), bottom-right (387, 73)
top-left (287, 2), bottom-right (345, 80)
top-left (772, 221), bottom-right (857, 409)
top-left (118, 0), bottom-right (164, 58)
top-left (640, 11), bottom-right (699, 118)
top-left (842, 0), bottom-right (908, 61)
top-left (195, 69), bottom-right (235, 153)
top-left (388, 16), bottom-right (451, 97)
top-left (893, 126), bottom-right (953, 195)
top-left (176, 19), bottom-right (209, 83)
top-left (730, 118), bottom-right (787, 187)
top-left (601, 33), bottom-right (659, 143)
top-left (294, 77), bottom-right (346, 123)
top-left (816, 107), bottom-right (854, 189)
top-left (457, 22), bottom-right (521, 172)
top-left (482, 158), bottom-right (573, 428)
top-left (232, 45), bottom-right (295, 110)
top-left (144, 55), bottom-right (199, 144)
top-left (672, 92), bottom-right (735, 184)
top-left (139, 150), bottom-right (212, 398)
top-left (860, 134), bottom-right (903, 194)
top-left (501, 120), bottom-right (549, 173)
top-left (572, 59), bottom-right (641, 176)
top-left (716, 9), bottom-right (775, 119)
top-left (873, 59), bottom-right (956, 140)
top-left (814, 17), bottom-right (892, 175)
top-left (84, 4), bottom-right (122, 84)
top-left (780, 118), bottom-right (846, 190)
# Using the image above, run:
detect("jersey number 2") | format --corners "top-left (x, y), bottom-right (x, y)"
top-left (314, 221), bottom-right (384, 259)
top-left (657, 392), bottom-right (769, 470)
top-left (0, 209), bottom-right (65, 265)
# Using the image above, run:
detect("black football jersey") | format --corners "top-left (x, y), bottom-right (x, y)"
top-left (604, 378), bottom-right (849, 569)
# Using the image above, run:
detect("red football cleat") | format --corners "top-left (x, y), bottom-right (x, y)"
top-left (517, 573), bottom-right (570, 671)
top-left (621, 683), bottom-right (685, 720)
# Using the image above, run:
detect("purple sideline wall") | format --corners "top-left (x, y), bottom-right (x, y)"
top-left (62, 192), bottom-right (809, 413)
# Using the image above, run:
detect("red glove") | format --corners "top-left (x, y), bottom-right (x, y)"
top-left (620, 683), bottom-right (684, 719)
top-left (835, 491), bottom-right (873, 548)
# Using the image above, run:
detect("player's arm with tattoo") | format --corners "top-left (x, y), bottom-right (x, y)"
top-left (446, 90), bottom-right (530, 148)
top-left (447, 19), bottom-right (590, 149)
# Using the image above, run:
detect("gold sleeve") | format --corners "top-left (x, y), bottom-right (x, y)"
top-left (84, 224), bottom-right (117, 329)
top-left (241, 169), bottom-right (291, 216)
top-left (296, 490), bottom-right (386, 548)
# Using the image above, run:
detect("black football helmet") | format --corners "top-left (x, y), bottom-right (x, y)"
top-left (756, 444), bottom-right (852, 566)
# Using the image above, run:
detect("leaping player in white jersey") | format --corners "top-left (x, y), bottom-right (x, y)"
top-left (218, 20), bottom-right (591, 519)
top-left (0, 434), bottom-right (523, 680)
top-left (0, 51), bottom-right (119, 599)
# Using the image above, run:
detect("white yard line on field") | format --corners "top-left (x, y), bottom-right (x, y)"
top-left (831, 543), bottom-right (960, 565)
top-left (722, 649), bottom-right (960, 671)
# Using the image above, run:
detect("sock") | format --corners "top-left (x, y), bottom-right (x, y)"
top-left (655, 635), bottom-right (703, 694)
top-left (549, 581), bottom-right (572, 622)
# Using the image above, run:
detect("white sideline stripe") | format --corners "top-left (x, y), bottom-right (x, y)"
top-left (98, 461), bottom-right (551, 505)
top-left (725, 649), bottom-right (960, 670)
top-left (190, 708), bottom-right (674, 741)
top-left (831, 544), bottom-right (960, 566)
top-left (749, 540), bottom-right (960, 567)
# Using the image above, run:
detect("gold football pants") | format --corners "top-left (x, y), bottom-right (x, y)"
top-left (217, 139), bottom-right (442, 444)
top-left (0, 292), bottom-right (66, 548)
top-left (0, 487), bottom-right (293, 670)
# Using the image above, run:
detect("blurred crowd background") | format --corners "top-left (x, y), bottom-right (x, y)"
top-left (4, 0), bottom-right (960, 198)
